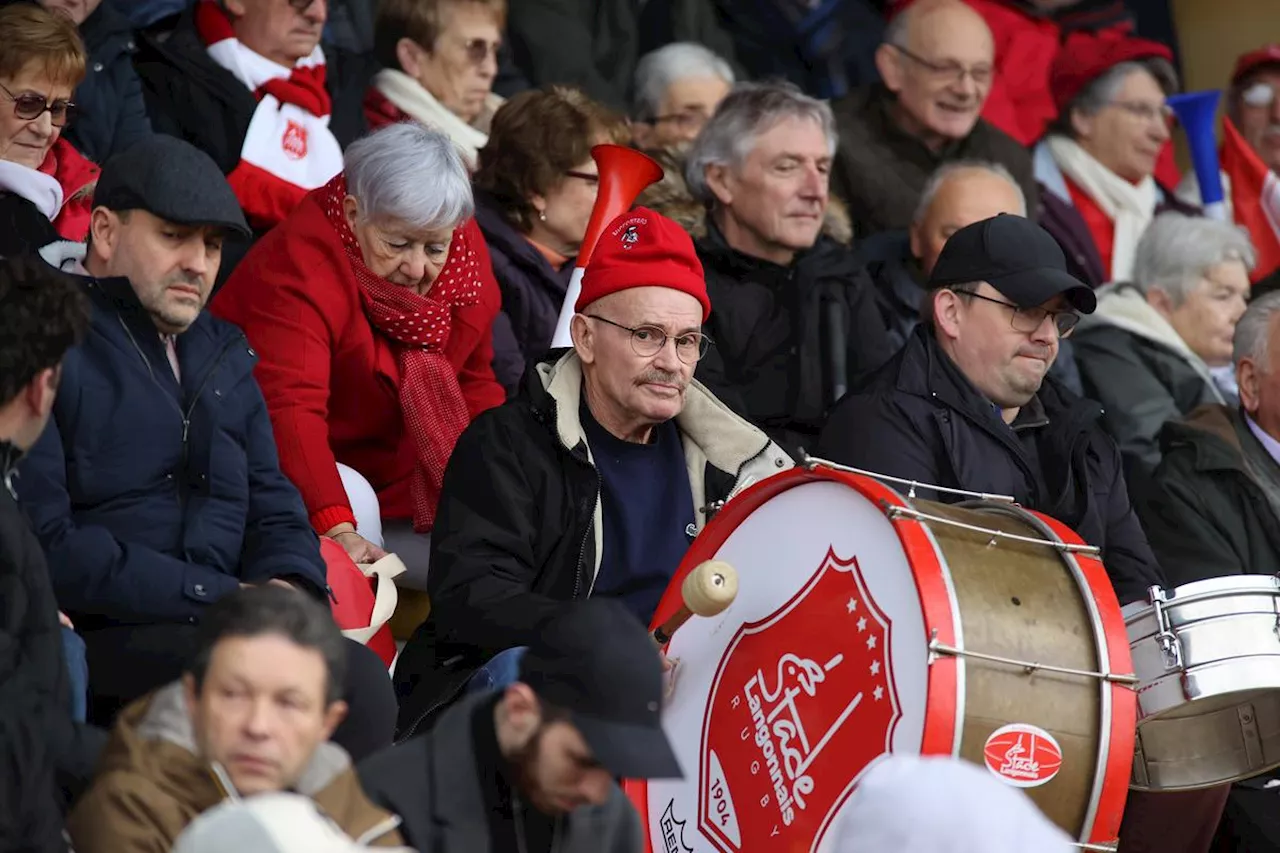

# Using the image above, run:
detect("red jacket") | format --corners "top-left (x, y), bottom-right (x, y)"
top-left (40, 138), bottom-right (99, 242)
top-left (211, 187), bottom-right (505, 534)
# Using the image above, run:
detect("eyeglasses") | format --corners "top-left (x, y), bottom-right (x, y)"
top-left (953, 289), bottom-right (1081, 337)
top-left (563, 169), bottom-right (599, 186)
top-left (642, 110), bottom-right (712, 135)
top-left (459, 37), bottom-right (501, 64)
top-left (584, 314), bottom-right (712, 364)
top-left (889, 43), bottom-right (993, 87)
top-left (1106, 100), bottom-right (1174, 125)
top-left (0, 81), bottom-right (75, 127)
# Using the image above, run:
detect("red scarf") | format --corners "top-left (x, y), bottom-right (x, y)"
top-left (319, 176), bottom-right (478, 532)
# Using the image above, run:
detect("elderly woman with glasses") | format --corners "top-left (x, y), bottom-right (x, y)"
top-left (471, 86), bottom-right (629, 392)
top-left (364, 0), bottom-right (506, 168)
top-left (213, 123), bottom-right (505, 588)
top-left (1036, 33), bottom-right (1198, 290)
top-left (1074, 213), bottom-right (1256, 478)
top-left (0, 3), bottom-right (99, 256)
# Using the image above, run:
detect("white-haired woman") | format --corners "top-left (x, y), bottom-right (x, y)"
top-left (1074, 212), bottom-right (1256, 476)
top-left (214, 123), bottom-right (505, 583)
top-left (630, 41), bottom-right (734, 152)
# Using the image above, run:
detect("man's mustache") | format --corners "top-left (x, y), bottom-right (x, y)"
top-left (638, 370), bottom-right (687, 388)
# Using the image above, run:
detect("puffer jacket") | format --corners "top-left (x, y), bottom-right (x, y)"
top-left (392, 349), bottom-right (792, 738)
top-left (66, 682), bottom-right (406, 853)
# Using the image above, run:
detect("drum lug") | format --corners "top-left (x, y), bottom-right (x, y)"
top-left (1148, 586), bottom-right (1184, 672)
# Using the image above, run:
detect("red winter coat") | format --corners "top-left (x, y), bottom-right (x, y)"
top-left (211, 186), bottom-right (506, 534)
top-left (39, 138), bottom-right (99, 242)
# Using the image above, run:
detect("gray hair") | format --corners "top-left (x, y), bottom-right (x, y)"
top-left (632, 42), bottom-right (735, 121)
top-left (684, 81), bottom-right (837, 206)
top-left (911, 160), bottom-right (1026, 225)
top-left (343, 123), bottom-right (474, 229)
top-left (1132, 212), bottom-right (1257, 305)
top-left (1051, 59), bottom-right (1179, 139)
top-left (1234, 291), bottom-right (1280, 368)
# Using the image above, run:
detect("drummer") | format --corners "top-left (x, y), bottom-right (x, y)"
top-left (393, 207), bottom-right (792, 738)
top-left (815, 213), bottom-right (1227, 853)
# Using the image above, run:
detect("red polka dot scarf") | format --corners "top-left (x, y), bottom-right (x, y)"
top-left (321, 175), bottom-right (480, 532)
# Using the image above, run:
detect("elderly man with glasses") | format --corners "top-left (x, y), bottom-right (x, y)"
top-left (393, 208), bottom-right (792, 739)
top-left (828, 0), bottom-right (1037, 239)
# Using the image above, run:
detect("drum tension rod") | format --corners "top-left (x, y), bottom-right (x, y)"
top-left (1073, 842), bottom-right (1119, 852)
top-left (928, 630), bottom-right (1139, 685)
top-left (885, 506), bottom-right (1103, 557)
top-left (798, 454), bottom-right (1017, 503)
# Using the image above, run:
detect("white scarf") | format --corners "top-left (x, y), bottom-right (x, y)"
top-left (205, 37), bottom-right (343, 194)
top-left (1046, 135), bottom-right (1158, 283)
top-left (0, 159), bottom-right (64, 220)
top-left (372, 69), bottom-right (501, 169)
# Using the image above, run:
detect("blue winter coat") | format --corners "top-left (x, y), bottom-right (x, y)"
top-left (63, 0), bottom-right (152, 163)
top-left (17, 272), bottom-right (327, 628)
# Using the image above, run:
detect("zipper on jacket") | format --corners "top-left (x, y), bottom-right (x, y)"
top-left (575, 460), bottom-right (602, 600)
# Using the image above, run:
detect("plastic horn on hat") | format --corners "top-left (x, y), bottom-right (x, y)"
top-left (549, 144), bottom-right (664, 348)
top-left (1167, 90), bottom-right (1227, 222)
top-left (652, 560), bottom-right (739, 646)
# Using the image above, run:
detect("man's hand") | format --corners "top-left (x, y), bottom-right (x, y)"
top-left (324, 523), bottom-right (389, 565)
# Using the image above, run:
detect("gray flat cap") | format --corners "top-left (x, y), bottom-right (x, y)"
top-left (93, 136), bottom-right (251, 237)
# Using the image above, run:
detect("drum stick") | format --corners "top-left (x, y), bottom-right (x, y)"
top-left (652, 560), bottom-right (739, 645)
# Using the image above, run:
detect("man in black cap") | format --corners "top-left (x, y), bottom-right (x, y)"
top-left (816, 213), bottom-right (1164, 604)
top-left (16, 136), bottom-right (397, 761)
top-left (358, 597), bottom-right (677, 853)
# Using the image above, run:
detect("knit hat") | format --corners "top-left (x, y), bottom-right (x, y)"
top-left (171, 793), bottom-right (414, 853)
top-left (833, 755), bottom-right (1075, 853)
top-left (1050, 31), bottom-right (1174, 112)
top-left (575, 207), bottom-right (711, 321)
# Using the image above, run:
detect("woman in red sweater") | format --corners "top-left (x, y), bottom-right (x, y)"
top-left (213, 122), bottom-right (505, 586)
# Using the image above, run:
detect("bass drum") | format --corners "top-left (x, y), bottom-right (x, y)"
top-left (624, 463), bottom-right (1135, 853)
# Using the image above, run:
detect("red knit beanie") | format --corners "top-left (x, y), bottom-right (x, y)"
top-left (1050, 31), bottom-right (1174, 113)
top-left (576, 207), bottom-right (711, 321)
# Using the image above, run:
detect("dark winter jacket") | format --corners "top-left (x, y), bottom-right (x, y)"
top-left (360, 693), bottom-right (642, 853)
top-left (693, 221), bottom-right (892, 458)
top-left (504, 0), bottom-right (640, 109)
top-left (472, 191), bottom-right (573, 394)
top-left (830, 85), bottom-right (1039, 240)
top-left (0, 193), bottom-right (60, 258)
top-left (816, 325), bottom-right (1165, 604)
top-left (16, 251), bottom-right (327, 629)
top-left (0, 443), bottom-right (104, 851)
top-left (392, 350), bottom-right (790, 739)
top-left (63, 0), bottom-right (152, 163)
top-left (1138, 405), bottom-right (1280, 587)
top-left (1073, 284), bottom-right (1227, 479)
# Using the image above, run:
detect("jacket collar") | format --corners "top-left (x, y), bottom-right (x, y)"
top-left (1162, 404), bottom-right (1253, 475)
top-left (696, 217), bottom-right (847, 282)
top-left (526, 349), bottom-right (783, 480)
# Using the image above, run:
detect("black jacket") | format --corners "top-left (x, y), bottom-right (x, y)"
top-left (816, 325), bottom-right (1164, 605)
top-left (64, 0), bottom-right (152, 163)
top-left (694, 222), bottom-right (892, 458)
top-left (17, 263), bottom-right (327, 629)
top-left (1137, 405), bottom-right (1280, 587)
top-left (0, 193), bottom-right (60, 258)
top-left (359, 693), bottom-right (642, 853)
top-left (0, 444), bottom-right (103, 850)
top-left (392, 350), bottom-right (790, 739)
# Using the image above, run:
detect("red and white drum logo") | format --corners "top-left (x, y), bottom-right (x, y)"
top-left (698, 550), bottom-right (900, 852)
top-left (282, 120), bottom-right (309, 160)
top-left (983, 724), bottom-right (1063, 788)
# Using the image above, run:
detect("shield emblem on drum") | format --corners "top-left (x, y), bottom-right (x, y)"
top-left (698, 549), bottom-right (901, 852)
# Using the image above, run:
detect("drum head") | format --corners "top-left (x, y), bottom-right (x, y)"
top-left (625, 467), bottom-right (957, 853)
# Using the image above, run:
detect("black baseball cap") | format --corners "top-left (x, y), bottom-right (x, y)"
top-left (519, 599), bottom-right (682, 780)
top-left (93, 136), bottom-right (251, 238)
top-left (927, 214), bottom-right (1097, 314)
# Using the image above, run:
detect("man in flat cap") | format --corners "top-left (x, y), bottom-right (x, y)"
top-left (393, 207), bottom-right (791, 738)
top-left (817, 213), bottom-right (1230, 853)
top-left (18, 136), bottom-right (396, 761)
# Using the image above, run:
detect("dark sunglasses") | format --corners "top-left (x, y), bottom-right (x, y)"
top-left (0, 81), bottom-right (75, 127)
top-left (459, 37), bottom-right (501, 64)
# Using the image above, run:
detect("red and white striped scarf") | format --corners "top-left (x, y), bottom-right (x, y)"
top-left (195, 0), bottom-right (343, 230)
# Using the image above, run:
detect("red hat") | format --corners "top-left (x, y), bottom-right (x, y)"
top-left (1050, 31), bottom-right (1175, 112)
top-left (576, 207), bottom-right (711, 321)
top-left (1232, 45), bottom-right (1280, 85)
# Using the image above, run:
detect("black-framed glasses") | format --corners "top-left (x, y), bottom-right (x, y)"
top-left (564, 169), bottom-right (599, 186)
top-left (889, 43), bottom-right (993, 87)
top-left (953, 289), bottom-right (1081, 337)
top-left (584, 314), bottom-right (712, 364)
top-left (0, 81), bottom-right (75, 127)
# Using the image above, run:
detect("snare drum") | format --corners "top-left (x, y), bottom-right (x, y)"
top-left (624, 463), bottom-right (1135, 853)
top-left (1125, 575), bottom-right (1280, 791)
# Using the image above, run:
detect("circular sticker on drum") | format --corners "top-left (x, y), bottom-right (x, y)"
top-left (983, 724), bottom-right (1064, 788)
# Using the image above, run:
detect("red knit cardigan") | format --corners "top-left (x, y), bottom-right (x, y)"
top-left (212, 186), bottom-right (506, 533)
